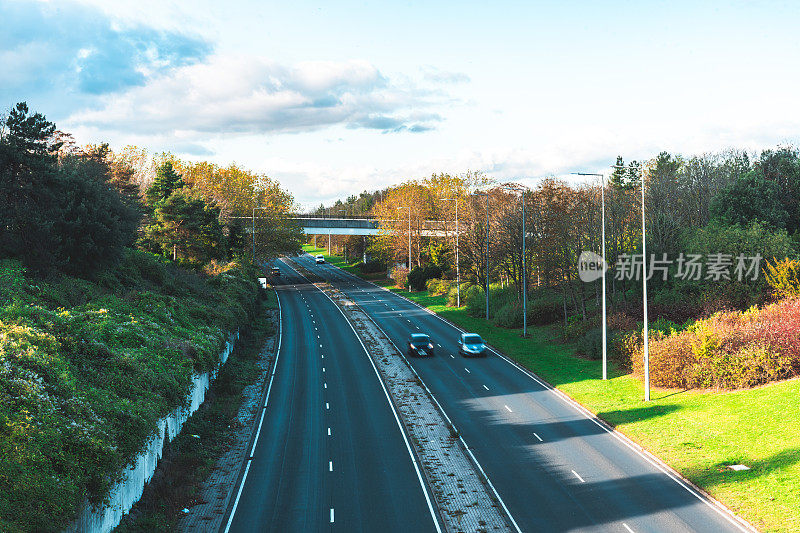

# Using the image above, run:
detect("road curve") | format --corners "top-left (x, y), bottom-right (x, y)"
top-left (222, 261), bottom-right (439, 533)
top-left (296, 253), bottom-right (752, 533)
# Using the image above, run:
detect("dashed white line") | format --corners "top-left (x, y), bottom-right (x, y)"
top-left (319, 344), bottom-right (323, 348)
top-left (328, 427), bottom-right (331, 436)
top-left (329, 461), bottom-right (333, 471)
top-left (533, 433), bottom-right (543, 442)
top-left (326, 402), bottom-right (330, 410)
top-left (623, 523), bottom-right (634, 533)
top-left (450, 354), bottom-right (454, 359)
top-left (483, 385), bottom-right (489, 391)
top-left (572, 470), bottom-right (586, 483)
top-left (322, 367), bottom-right (326, 373)
top-left (465, 367), bottom-right (471, 374)
top-left (324, 382), bottom-right (327, 389)
top-left (504, 404), bottom-right (513, 413)
top-left (330, 508), bottom-right (334, 523)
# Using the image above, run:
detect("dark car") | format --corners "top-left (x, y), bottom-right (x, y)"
top-left (271, 267), bottom-right (281, 276)
top-left (458, 333), bottom-right (487, 357)
top-left (407, 333), bottom-right (435, 357)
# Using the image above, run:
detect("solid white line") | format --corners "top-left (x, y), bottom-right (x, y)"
top-left (504, 405), bottom-right (513, 413)
top-left (534, 433), bottom-right (543, 442)
top-left (223, 286), bottom-right (284, 533)
top-left (483, 385), bottom-right (489, 391)
top-left (330, 508), bottom-right (334, 523)
top-left (623, 523), bottom-right (634, 533)
top-left (283, 261), bottom-right (443, 533)
top-left (572, 470), bottom-right (585, 483)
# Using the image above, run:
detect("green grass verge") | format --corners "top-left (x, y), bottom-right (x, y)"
top-left (115, 295), bottom-right (277, 532)
top-left (301, 244), bottom-right (386, 280)
top-left (315, 247), bottom-right (798, 532)
top-left (396, 289), bottom-right (799, 533)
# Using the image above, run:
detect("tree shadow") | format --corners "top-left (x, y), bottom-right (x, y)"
top-left (597, 403), bottom-right (682, 426)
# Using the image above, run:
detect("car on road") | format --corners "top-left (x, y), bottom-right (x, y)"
top-left (271, 267), bottom-right (281, 276)
top-left (458, 333), bottom-right (487, 357)
top-left (315, 255), bottom-right (325, 264)
top-left (407, 333), bottom-right (435, 357)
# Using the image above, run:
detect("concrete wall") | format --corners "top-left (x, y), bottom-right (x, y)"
top-left (64, 331), bottom-right (240, 533)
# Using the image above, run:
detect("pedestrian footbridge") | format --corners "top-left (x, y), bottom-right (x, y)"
top-left (289, 215), bottom-right (449, 237)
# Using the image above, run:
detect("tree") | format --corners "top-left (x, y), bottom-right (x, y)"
top-left (710, 170), bottom-right (788, 229)
top-left (144, 190), bottom-right (224, 265)
top-left (146, 161), bottom-right (184, 206)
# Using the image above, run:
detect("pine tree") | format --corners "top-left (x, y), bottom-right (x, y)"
top-left (146, 161), bottom-right (184, 206)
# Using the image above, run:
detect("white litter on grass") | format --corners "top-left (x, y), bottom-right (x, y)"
top-left (728, 464), bottom-right (750, 471)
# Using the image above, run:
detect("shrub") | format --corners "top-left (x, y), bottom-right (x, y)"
top-left (359, 259), bottom-right (386, 274)
top-left (493, 301), bottom-right (523, 328)
top-left (390, 267), bottom-right (409, 289)
top-left (577, 328), bottom-right (603, 360)
top-left (764, 257), bottom-right (800, 299)
top-left (526, 294), bottom-right (562, 325)
top-left (447, 282), bottom-right (472, 307)
top-left (631, 298), bottom-right (800, 389)
top-left (408, 265), bottom-right (442, 291)
top-left (464, 285), bottom-right (486, 317)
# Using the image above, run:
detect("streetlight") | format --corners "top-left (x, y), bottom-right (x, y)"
top-left (612, 162), bottom-right (649, 401)
top-left (442, 196), bottom-right (461, 307)
top-left (475, 191), bottom-right (490, 320)
top-left (572, 172), bottom-right (608, 380)
top-left (500, 183), bottom-right (529, 338)
top-left (398, 206), bottom-right (411, 291)
top-left (252, 206), bottom-right (269, 265)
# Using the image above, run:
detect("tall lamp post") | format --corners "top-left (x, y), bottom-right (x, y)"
top-left (500, 183), bottom-right (529, 338)
top-left (612, 162), bottom-right (649, 401)
top-left (252, 206), bottom-right (268, 266)
top-left (442, 196), bottom-right (461, 307)
top-left (476, 192), bottom-right (490, 320)
top-left (572, 172), bottom-right (608, 380)
top-left (399, 206), bottom-right (411, 291)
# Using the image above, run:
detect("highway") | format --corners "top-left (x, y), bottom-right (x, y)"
top-left (222, 261), bottom-right (439, 532)
top-left (294, 253), bottom-right (751, 533)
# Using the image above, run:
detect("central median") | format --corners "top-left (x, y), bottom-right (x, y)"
top-left (285, 258), bottom-right (515, 533)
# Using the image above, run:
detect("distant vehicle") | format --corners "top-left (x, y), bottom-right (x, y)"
top-left (407, 333), bottom-right (435, 357)
top-left (271, 267), bottom-right (281, 276)
top-left (315, 255), bottom-right (325, 264)
top-left (458, 333), bottom-right (487, 357)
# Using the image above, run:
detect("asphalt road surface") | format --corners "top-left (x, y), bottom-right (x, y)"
top-left (293, 253), bottom-right (751, 533)
top-left (222, 262), bottom-right (439, 533)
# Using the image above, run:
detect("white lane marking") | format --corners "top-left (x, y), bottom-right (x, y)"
top-left (450, 354), bottom-right (454, 359)
top-left (323, 367), bottom-right (326, 373)
top-left (224, 286), bottom-right (285, 532)
top-left (464, 367), bottom-right (471, 374)
top-left (324, 382), bottom-right (327, 389)
top-left (321, 354), bottom-right (324, 359)
top-left (319, 344), bottom-right (323, 348)
top-left (326, 402), bottom-right (329, 409)
top-left (504, 404), bottom-right (513, 413)
top-left (328, 427), bottom-right (331, 436)
top-left (534, 433), bottom-right (543, 442)
top-left (437, 343), bottom-right (442, 347)
top-left (483, 385), bottom-right (489, 391)
top-left (572, 470), bottom-right (586, 483)
top-left (329, 461), bottom-right (333, 471)
top-left (282, 262), bottom-right (443, 533)
top-left (330, 508), bottom-right (334, 523)
top-left (623, 524), bottom-right (634, 533)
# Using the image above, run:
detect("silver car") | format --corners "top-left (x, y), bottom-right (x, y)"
top-left (458, 333), bottom-right (487, 357)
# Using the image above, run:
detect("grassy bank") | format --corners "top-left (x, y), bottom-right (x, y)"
top-left (0, 250), bottom-right (262, 532)
top-left (115, 290), bottom-right (277, 531)
top-left (315, 246), bottom-right (799, 533)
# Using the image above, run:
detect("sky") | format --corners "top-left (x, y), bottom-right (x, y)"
top-left (3, 0), bottom-right (800, 209)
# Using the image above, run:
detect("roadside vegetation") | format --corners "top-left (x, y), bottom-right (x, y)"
top-left (0, 103), bottom-right (298, 532)
top-left (311, 148), bottom-right (800, 531)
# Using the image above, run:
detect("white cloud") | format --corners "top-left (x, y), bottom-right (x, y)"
top-left (65, 55), bottom-right (446, 137)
